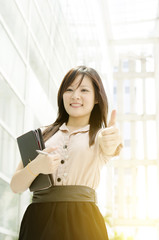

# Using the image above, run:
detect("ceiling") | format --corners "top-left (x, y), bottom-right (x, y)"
top-left (60, 0), bottom-right (159, 67)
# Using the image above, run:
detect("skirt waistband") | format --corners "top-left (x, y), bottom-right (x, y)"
top-left (32, 185), bottom-right (97, 203)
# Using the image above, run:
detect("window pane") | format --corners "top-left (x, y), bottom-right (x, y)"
top-left (145, 78), bottom-right (156, 114)
top-left (124, 168), bottom-right (133, 219)
top-left (136, 166), bottom-right (146, 219)
top-left (49, 80), bottom-right (58, 110)
top-left (113, 168), bottom-right (119, 218)
top-left (135, 121), bottom-right (144, 160)
top-left (135, 60), bottom-right (141, 72)
top-left (35, 0), bottom-right (52, 33)
top-left (30, 1), bottom-right (50, 61)
top-left (29, 36), bottom-right (49, 92)
top-left (146, 120), bottom-right (157, 160)
top-left (0, 233), bottom-right (17, 240)
top-left (123, 122), bottom-right (131, 159)
top-left (50, 46), bottom-right (64, 82)
top-left (16, 0), bottom-right (29, 19)
top-left (0, 127), bottom-right (20, 177)
top-left (0, 24), bottom-right (26, 98)
top-left (113, 80), bottom-right (117, 109)
top-left (0, 75), bottom-right (24, 136)
top-left (147, 166), bottom-right (159, 219)
top-left (135, 78), bottom-right (143, 114)
top-left (0, 178), bottom-right (19, 231)
top-left (122, 59), bottom-right (129, 72)
top-left (0, 0), bottom-right (27, 56)
top-left (124, 79), bottom-right (130, 113)
top-left (146, 57), bottom-right (154, 72)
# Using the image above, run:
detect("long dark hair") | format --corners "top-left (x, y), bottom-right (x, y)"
top-left (43, 66), bottom-right (108, 146)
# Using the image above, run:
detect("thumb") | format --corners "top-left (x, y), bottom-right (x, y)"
top-left (108, 109), bottom-right (116, 127)
top-left (43, 147), bottom-right (58, 153)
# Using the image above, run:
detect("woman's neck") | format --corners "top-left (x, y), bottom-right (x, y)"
top-left (66, 118), bottom-right (89, 129)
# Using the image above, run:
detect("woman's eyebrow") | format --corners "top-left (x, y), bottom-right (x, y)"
top-left (79, 85), bottom-right (90, 88)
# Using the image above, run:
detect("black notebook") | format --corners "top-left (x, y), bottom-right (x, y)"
top-left (17, 128), bottom-right (53, 192)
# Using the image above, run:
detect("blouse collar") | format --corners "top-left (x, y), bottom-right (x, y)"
top-left (59, 122), bottom-right (90, 134)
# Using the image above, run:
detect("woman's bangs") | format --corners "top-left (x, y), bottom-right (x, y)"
top-left (64, 72), bottom-right (85, 91)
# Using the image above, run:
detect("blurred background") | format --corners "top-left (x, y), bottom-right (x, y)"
top-left (0, 0), bottom-right (159, 239)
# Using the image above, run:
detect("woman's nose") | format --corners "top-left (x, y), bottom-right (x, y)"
top-left (71, 90), bottom-right (80, 99)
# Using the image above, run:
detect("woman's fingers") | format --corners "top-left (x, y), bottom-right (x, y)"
top-left (101, 126), bottom-right (119, 136)
top-left (43, 147), bottom-right (58, 153)
top-left (50, 153), bottom-right (61, 160)
top-left (108, 109), bottom-right (117, 127)
top-left (101, 134), bottom-right (119, 141)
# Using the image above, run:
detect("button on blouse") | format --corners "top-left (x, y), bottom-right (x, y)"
top-left (45, 123), bottom-right (112, 190)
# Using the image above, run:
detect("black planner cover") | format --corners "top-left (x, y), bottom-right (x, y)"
top-left (17, 128), bottom-right (52, 192)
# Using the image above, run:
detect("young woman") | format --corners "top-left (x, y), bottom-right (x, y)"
top-left (10, 66), bottom-right (123, 240)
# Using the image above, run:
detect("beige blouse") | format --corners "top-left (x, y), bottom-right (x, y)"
top-left (45, 123), bottom-right (113, 190)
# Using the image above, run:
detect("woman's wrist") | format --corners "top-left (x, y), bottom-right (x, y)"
top-left (27, 160), bottom-right (40, 176)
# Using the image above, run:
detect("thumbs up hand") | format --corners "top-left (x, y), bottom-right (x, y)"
top-left (98, 110), bottom-right (123, 157)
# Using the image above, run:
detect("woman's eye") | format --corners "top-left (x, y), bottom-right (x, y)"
top-left (66, 88), bottom-right (73, 91)
top-left (81, 89), bottom-right (88, 92)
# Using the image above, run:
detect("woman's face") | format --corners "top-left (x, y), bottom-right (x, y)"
top-left (63, 75), bottom-right (96, 124)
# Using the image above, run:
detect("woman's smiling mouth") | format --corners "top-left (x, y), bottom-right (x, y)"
top-left (70, 103), bottom-right (83, 108)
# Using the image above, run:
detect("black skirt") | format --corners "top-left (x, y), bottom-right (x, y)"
top-left (19, 201), bottom-right (109, 240)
